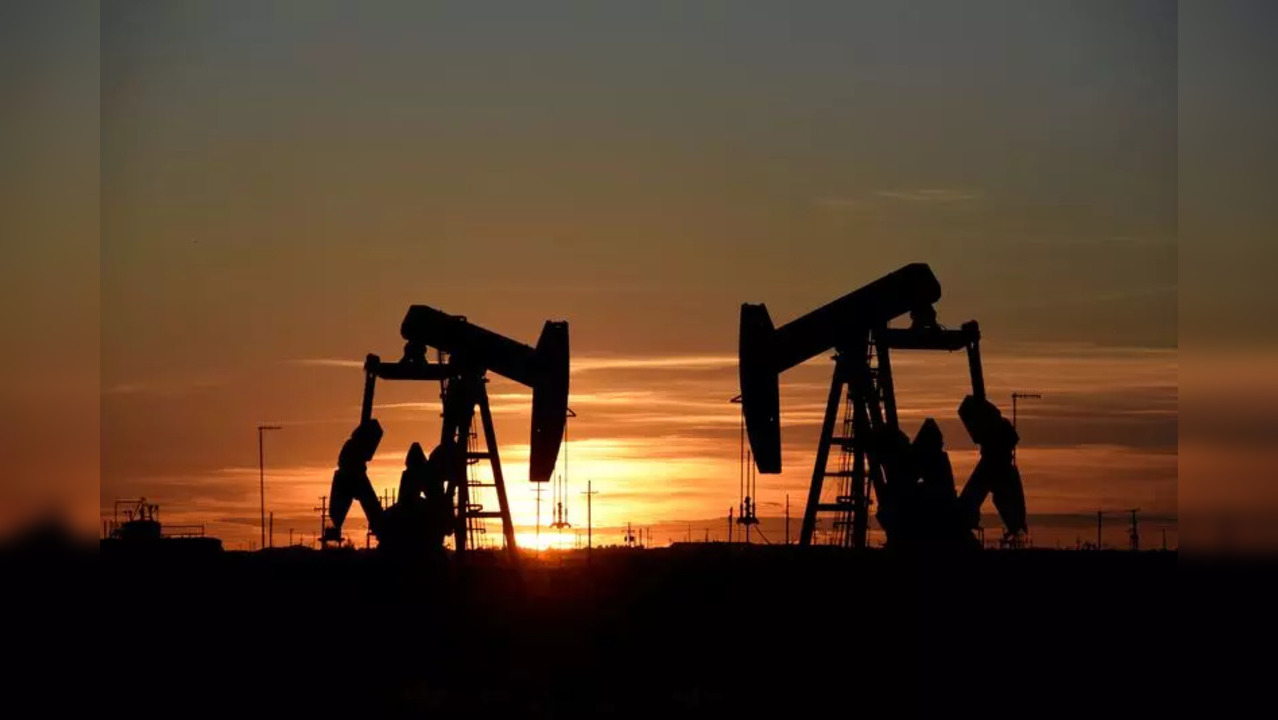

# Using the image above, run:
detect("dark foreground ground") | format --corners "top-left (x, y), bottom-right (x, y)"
top-left (69, 541), bottom-right (1183, 715)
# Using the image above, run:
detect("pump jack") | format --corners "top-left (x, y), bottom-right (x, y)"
top-left (738, 263), bottom-right (1025, 549)
top-left (331, 305), bottom-right (569, 556)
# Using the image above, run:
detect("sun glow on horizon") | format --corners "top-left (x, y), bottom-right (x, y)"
top-left (105, 345), bottom-right (1177, 551)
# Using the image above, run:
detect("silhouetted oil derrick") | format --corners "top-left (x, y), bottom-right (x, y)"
top-left (737, 263), bottom-right (1026, 550)
top-left (324, 306), bottom-right (569, 560)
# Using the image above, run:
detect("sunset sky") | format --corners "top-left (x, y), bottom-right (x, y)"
top-left (95, 1), bottom-right (1178, 549)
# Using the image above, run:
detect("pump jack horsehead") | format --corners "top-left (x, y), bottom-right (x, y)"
top-left (325, 305), bottom-right (569, 557)
top-left (738, 263), bottom-right (1027, 550)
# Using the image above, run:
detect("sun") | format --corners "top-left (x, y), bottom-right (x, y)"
top-left (512, 530), bottom-right (581, 552)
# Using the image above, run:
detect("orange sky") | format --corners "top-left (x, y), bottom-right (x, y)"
top-left (102, 337), bottom-right (1177, 549)
top-left (89, 2), bottom-right (1181, 548)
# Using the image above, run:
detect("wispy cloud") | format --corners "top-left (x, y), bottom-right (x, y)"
top-left (373, 402), bottom-right (440, 410)
top-left (875, 188), bottom-right (982, 202)
top-left (812, 196), bottom-right (870, 210)
top-left (293, 355), bottom-right (739, 374)
top-left (572, 355), bottom-right (737, 373)
top-left (289, 358), bottom-right (364, 369)
top-left (814, 188), bottom-right (982, 211)
top-left (102, 377), bottom-right (223, 396)
top-left (106, 341), bottom-right (1180, 550)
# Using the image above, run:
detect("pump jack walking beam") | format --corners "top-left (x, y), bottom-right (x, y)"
top-left (739, 263), bottom-right (999, 548)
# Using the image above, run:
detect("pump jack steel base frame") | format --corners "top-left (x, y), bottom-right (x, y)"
top-left (800, 321), bottom-right (985, 548)
top-left (360, 354), bottom-right (517, 558)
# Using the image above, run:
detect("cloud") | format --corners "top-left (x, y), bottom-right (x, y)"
top-left (812, 197), bottom-right (870, 210)
top-left (291, 355), bottom-right (739, 375)
top-left (104, 341), bottom-right (1178, 549)
top-left (373, 402), bottom-right (441, 410)
top-left (1004, 285), bottom-right (1179, 312)
top-left (101, 376), bottom-right (223, 396)
top-left (875, 188), bottom-right (982, 202)
top-left (572, 355), bottom-right (738, 373)
top-left (1084, 285), bottom-right (1179, 303)
top-left (289, 358), bottom-right (364, 369)
top-left (813, 188), bottom-right (982, 211)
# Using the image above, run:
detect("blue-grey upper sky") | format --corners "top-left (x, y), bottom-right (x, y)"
top-left (103, 1), bottom-right (1176, 376)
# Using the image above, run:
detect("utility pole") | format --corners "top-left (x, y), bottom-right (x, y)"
top-left (745, 453), bottom-right (752, 544)
top-left (785, 493), bottom-right (791, 545)
top-left (269, 512), bottom-right (274, 550)
top-left (1011, 392), bottom-right (1042, 430)
top-left (728, 507), bottom-right (733, 543)
top-left (564, 407), bottom-right (576, 489)
top-left (549, 407), bottom-right (577, 552)
top-left (533, 483), bottom-right (545, 552)
top-left (258, 424), bottom-right (282, 550)
top-left (1096, 509), bottom-right (1103, 550)
top-left (1010, 392), bottom-right (1040, 464)
top-left (314, 496), bottom-right (328, 548)
top-left (288, 528), bottom-right (294, 547)
top-left (581, 480), bottom-right (598, 562)
top-left (1127, 508), bottom-right (1140, 551)
top-left (729, 393), bottom-right (761, 545)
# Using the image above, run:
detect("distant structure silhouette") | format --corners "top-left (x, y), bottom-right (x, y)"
top-left (550, 472), bottom-right (572, 532)
top-left (737, 262), bottom-right (1027, 550)
top-left (101, 497), bottom-right (222, 554)
top-left (549, 409), bottom-right (576, 541)
top-left (730, 394), bottom-right (760, 542)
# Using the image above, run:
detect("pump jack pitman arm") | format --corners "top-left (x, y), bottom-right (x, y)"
top-left (739, 263), bottom-right (944, 473)
top-left (394, 305), bottom-right (570, 484)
